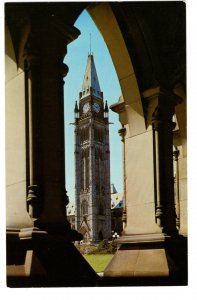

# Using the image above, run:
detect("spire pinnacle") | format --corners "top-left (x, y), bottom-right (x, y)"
top-left (104, 100), bottom-right (109, 118)
top-left (74, 100), bottom-right (79, 113)
top-left (74, 100), bottom-right (79, 119)
top-left (104, 100), bottom-right (109, 112)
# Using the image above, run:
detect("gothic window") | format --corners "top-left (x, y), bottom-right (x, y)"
top-left (94, 127), bottom-right (104, 143)
top-left (96, 128), bottom-right (99, 141)
top-left (85, 154), bottom-right (89, 189)
top-left (82, 128), bottom-right (84, 142)
top-left (100, 129), bottom-right (103, 142)
top-left (99, 130), bottom-right (101, 142)
top-left (95, 149), bottom-right (100, 192)
top-left (85, 127), bottom-right (89, 140)
top-left (83, 128), bottom-right (86, 141)
top-left (98, 230), bottom-right (103, 240)
top-left (80, 129), bottom-right (83, 143)
top-left (81, 200), bottom-right (88, 217)
top-left (99, 203), bottom-right (104, 215)
top-left (80, 127), bottom-right (89, 143)
top-left (80, 155), bottom-right (84, 190)
top-left (101, 129), bottom-right (104, 142)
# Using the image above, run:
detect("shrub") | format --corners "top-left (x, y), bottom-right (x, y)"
top-left (75, 239), bottom-right (117, 255)
top-left (93, 239), bottom-right (117, 254)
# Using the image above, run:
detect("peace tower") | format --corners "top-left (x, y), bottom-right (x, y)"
top-left (74, 54), bottom-right (111, 242)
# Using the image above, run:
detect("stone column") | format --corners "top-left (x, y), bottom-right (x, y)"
top-left (173, 147), bottom-right (180, 230)
top-left (5, 23), bottom-right (33, 230)
top-left (6, 12), bottom-right (98, 285)
top-left (30, 17), bottom-right (80, 233)
top-left (21, 17), bottom-right (80, 236)
top-left (118, 126), bottom-right (127, 230)
top-left (105, 87), bottom-right (186, 278)
top-left (151, 105), bottom-right (177, 234)
top-left (151, 94), bottom-right (178, 235)
top-left (24, 46), bottom-right (42, 221)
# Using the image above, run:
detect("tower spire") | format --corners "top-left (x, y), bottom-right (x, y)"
top-left (79, 53), bottom-right (103, 101)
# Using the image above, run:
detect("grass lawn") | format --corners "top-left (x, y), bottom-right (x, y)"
top-left (83, 254), bottom-right (114, 273)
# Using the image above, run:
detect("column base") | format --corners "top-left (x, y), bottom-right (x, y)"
top-left (6, 227), bottom-right (99, 287)
top-left (104, 233), bottom-right (187, 282)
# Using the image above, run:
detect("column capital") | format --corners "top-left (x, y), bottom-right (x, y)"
top-left (23, 37), bottom-right (41, 75)
top-left (110, 96), bottom-right (128, 126)
top-left (143, 86), bottom-right (182, 106)
top-left (24, 16), bottom-right (80, 64)
top-left (143, 86), bottom-right (183, 128)
top-left (151, 107), bottom-right (163, 129)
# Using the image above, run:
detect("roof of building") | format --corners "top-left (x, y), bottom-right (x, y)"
top-left (80, 54), bottom-right (103, 100)
top-left (111, 192), bottom-right (123, 209)
top-left (66, 201), bottom-right (76, 216)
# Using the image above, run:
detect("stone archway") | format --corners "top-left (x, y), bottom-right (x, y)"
top-left (5, 2), bottom-right (187, 286)
top-left (87, 3), bottom-right (146, 136)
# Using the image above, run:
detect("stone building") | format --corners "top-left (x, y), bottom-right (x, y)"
top-left (111, 185), bottom-right (123, 236)
top-left (5, 2), bottom-right (187, 286)
top-left (66, 184), bottom-right (123, 237)
top-left (66, 202), bottom-right (76, 230)
top-left (74, 53), bottom-right (111, 242)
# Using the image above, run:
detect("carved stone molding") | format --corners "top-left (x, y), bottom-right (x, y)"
top-left (27, 185), bottom-right (39, 219)
top-left (173, 147), bottom-right (180, 230)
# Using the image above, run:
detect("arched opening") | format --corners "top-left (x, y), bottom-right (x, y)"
top-left (81, 200), bottom-right (88, 218)
top-left (98, 230), bottom-right (103, 241)
top-left (5, 2), bottom-right (186, 286)
top-left (64, 7), bottom-right (130, 240)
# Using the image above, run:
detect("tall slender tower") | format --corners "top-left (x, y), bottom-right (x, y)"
top-left (74, 54), bottom-right (111, 242)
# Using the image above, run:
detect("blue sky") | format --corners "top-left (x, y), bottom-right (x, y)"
top-left (63, 9), bottom-right (123, 201)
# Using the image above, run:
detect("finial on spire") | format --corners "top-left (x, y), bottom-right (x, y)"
top-left (74, 100), bottom-right (79, 119)
top-left (89, 33), bottom-right (92, 55)
top-left (104, 100), bottom-right (109, 118)
top-left (74, 100), bottom-right (79, 113)
top-left (104, 100), bottom-right (109, 112)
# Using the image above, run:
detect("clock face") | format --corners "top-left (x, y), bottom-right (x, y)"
top-left (92, 103), bottom-right (100, 113)
top-left (83, 102), bottom-right (90, 113)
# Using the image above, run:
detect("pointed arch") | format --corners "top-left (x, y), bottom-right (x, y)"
top-left (87, 3), bottom-right (146, 135)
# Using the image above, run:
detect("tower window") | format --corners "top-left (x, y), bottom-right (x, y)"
top-left (81, 200), bottom-right (88, 217)
top-left (99, 203), bottom-right (104, 215)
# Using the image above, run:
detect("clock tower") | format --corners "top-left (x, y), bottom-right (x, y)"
top-left (74, 54), bottom-right (111, 242)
